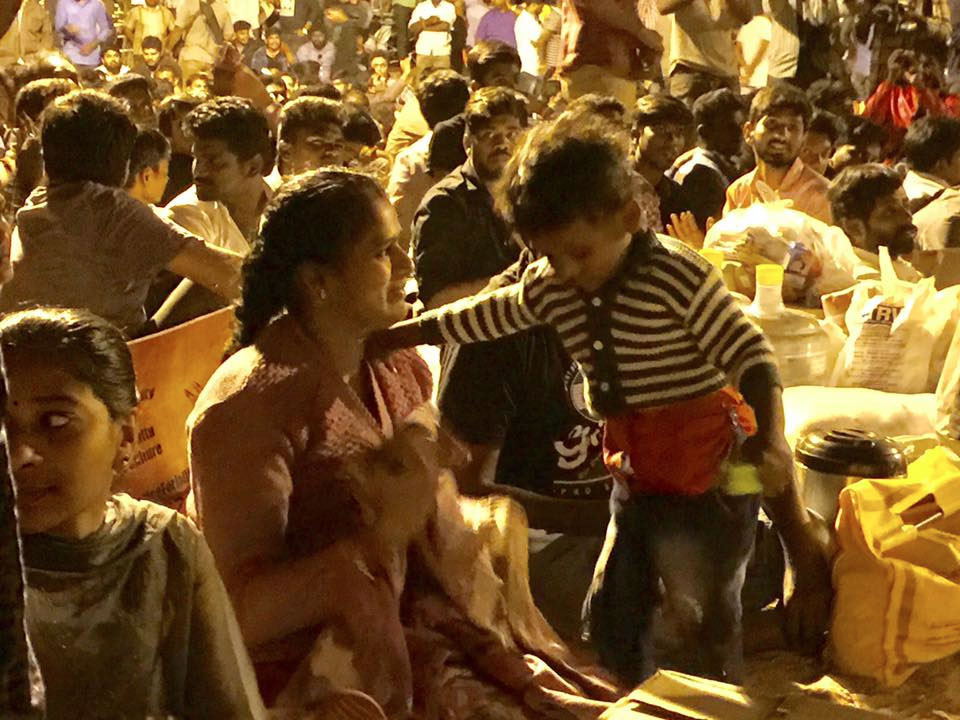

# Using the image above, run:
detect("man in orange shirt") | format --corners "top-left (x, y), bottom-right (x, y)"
top-left (724, 83), bottom-right (832, 225)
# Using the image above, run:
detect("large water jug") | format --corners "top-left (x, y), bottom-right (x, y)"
top-left (742, 264), bottom-right (832, 387)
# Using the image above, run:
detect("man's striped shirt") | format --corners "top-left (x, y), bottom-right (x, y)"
top-left (418, 234), bottom-right (776, 418)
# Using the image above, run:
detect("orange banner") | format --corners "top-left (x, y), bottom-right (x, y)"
top-left (120, 309), bottom-right (235, 510)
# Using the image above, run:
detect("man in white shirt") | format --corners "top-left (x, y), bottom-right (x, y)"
top-left (515, 1), bottom-right (543, 95)
top-left (409, 0), bottom-right (456, 69)
top-left (765, 0), bottom-right (798, 83)
top-left (902, 115), bottom-right (960, 211)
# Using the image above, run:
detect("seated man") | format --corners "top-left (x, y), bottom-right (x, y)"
top-left (438, 258), bottom-right (611, 642)
top-left (725, 83), bottom-right (832, 224)
top-left (231, 20), bottom-right (263, 67)
top-left (632, 94), bottom-right (695, 232)
top-left (250, 27), bottom-right (292, 74)
top-left (159, 98), bottom-right (276, 325)
top-left (276, 96), bottom-right (351, 178)
top-left (97, 42), bottom-right (130, 81)
top-left (0, 90), bottom-right (242, 336)
top-left (166, 97), bottom-right (276, 254)
top-left (130, 35), bottom-right (180, 79)
top-left (799, 110), bottom-right (841, 178)
top-left (828, 163), bottom-right (922, 281)
top-left (412, 86), bottom-right (527, 308)
top-left (386, 69), bottom-right (470, 249)
top-left (901, 115), bottom-right (960, 211)
top-left (125, 128), bottom-right (170, 206)
top-left (668, 88), bottom-right (745, 228)
top-left (417, 89), bottom-right (607, 640)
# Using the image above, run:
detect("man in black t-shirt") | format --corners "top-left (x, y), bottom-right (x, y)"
top-left (438, 316), bottom-right (611, 641)
top-left (417, 88), bottom-right (611, 640)
top-left (412, 86), bottom-right (527, 309)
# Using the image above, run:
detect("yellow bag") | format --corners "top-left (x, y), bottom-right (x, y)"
top-left (830, 445), bottom-right (960, 686)
top-left (119, 308), bottom-right (235, 510)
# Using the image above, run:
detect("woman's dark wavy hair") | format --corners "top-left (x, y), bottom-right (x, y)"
top-left (0, 307), bottom-right (137, 420)
top-left (234, 170), bottom-right (385, 349)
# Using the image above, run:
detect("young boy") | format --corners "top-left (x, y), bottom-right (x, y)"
top-left (374, 114), bottom-right (828, 684)
top-left (0, 90), bottom-right (242, 336)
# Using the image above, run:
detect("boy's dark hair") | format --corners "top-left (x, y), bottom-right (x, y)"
top-left (299, 82), bottom-right (342, 100)
top-left (278, 96), bottom-right (344, 140)
top-left (14, 78), bottom-right (76, 125)
top-left (343, 105), bottom-right (382, 147)
top-left (141, 35), bottom-right (163, 52)
top-left (416, 69), bottom-right (470, 128)
top-left (157, 94), bottom-right (200, 139)
top-left (77, 67), bottom-right (106, 89)
top-left (342, 87), bottom-right (370, 108)
top-left (233, 19), bottom-right (252, 31)
top-left (692, 88), bottom-right (743, 128)
top-left (498, 116), bottom-right (633, 239)
top-left (903, 115), bottom-right (960, 172)
top-left (41, 90), bottom-right (136, 187)
top-left (807, 110), bottom-right (842, 145)
top-left (827, 163), bottom-right (904, 224)
top-left (749, 83), bottom-right (812, 127)
top-left (264, 26), bottom-right (282, 38)
top-left (846, 116), bottom-right (885, 150)
top-left (154, 79), bottom-right (176, 99)
top-left (806, 78), bottom-right (853, 115)
top-left (0, 307), bottom-right (137, 419)
top-left (108, 74), bottom-right (152, 99)
top-left (634, 93), bottom-right (693, 132)
top-left (466, 41), bottom-right (521, 85)
top-left (185, 96), bottom-right (275, 172)
top-left (564, 93), bottom-right (627, 125)
top-left (125, 128), bottom-right (170, 187)
top-left (464, 86), bottom-right (528, 135)
top-left (291, 61), bottom-right (321, 83)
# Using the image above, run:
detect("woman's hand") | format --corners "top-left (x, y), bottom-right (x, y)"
top-left (358, 419), bottom-right (441, 548)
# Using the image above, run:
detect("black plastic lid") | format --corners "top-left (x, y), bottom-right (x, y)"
top-left (795, 428), bottom-right (906, 478)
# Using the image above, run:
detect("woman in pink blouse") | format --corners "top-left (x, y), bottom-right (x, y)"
top-left (187, 170), bottom-right (620, 718)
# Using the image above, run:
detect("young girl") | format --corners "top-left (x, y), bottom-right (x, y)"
top-left (0, 307), bottom-right (265, 720)
top-left (374, 115), bottom-right (831, 683)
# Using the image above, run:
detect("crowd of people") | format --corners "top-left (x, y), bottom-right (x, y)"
top-left (0, 0), bottom-right (959, 717)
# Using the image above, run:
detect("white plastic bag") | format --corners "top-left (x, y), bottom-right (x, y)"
top-left (705, 203), bottom-right (860, 306)
top-left (832, 248), bottom-right (950, 394)
top-left (936, 316), bottom-right (960, 446)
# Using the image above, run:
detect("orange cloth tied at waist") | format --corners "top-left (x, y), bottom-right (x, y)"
top-left (602, 387), bottom-right (757, 496)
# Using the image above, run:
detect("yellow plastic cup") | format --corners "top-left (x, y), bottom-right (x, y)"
top-left (700, 248), bottom-right (724, 270)
top-left (755, 263), bottom-right (784, 287)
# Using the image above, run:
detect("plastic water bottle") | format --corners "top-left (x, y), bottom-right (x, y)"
top-left (743, 264), bottom-right (832, 387)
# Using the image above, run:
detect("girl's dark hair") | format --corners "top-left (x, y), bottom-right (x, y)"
top-left (0, 308), bottom-right (137, 420)
top-left (235, 170), bottom-right (385, 348)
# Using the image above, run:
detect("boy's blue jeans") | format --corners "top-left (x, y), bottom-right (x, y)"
top-left (583, 481), bottom-right (761, 686)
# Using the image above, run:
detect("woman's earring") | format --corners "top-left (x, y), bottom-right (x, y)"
top-left (319, 288), bottom-right (327, 301)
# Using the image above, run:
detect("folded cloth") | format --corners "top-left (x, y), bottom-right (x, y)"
top-left (603, 386), bottom-right (757, 496)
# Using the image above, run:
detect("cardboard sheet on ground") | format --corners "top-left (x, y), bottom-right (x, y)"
top-left (119, 309), bottom-right (235, 509)
top-left (601, 670), bottom-right (887, 719)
